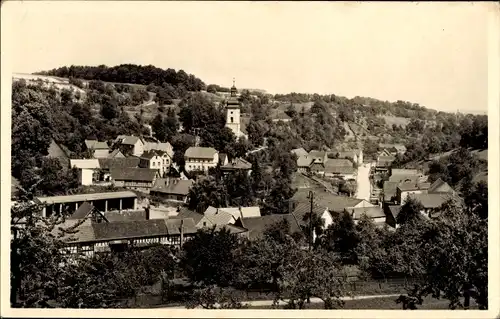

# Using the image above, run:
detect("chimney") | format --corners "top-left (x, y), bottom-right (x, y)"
top-left (180, 219), bottom-right (184, 247)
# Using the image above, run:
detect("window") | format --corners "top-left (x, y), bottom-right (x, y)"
top-left (230, 111), bottom-right (233, 114)
top-left (231, 117), bottom-right (234, 123)
top-left (203, 221), bottom-right (207, 227)
top-left (152, 162), bottom-right (155, 167)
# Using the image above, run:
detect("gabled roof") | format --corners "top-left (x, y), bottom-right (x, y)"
top-left (383, 181), bottom-right (399, 202)
top-left (388, 205), bottom-right (402, 219)
top-left (297, 155), bottom-right (314, 167)
top-left (240, 214), bottom-right (301, 240)
top-left (151, 179), bottom-right (194, 196)
top-left (221, 158), bottom-right (252, 170)
top-left (325, 158), bottom-right (353, 167)
top-left (121, 136), bottom-right (141, 145)
top-left (98, 157), bottom-right (140, 170)
top-left (337, 150), bottom-right (359, 159)
top-left (140, 150), bottom-right (168, 160)
top-left (185, 147), bottom-right (218, 159)
top-left (292, 202), bottom-right (328, 223)
top-left (214, 223), bottom-right (248, 235)
top-left (70, 159), bottom-right (100, 169)
top-left (291, 148), bottom-right (309, 158)
top-left (344, 206), bottom-right (385, 220)
top-left (204, 206), bottom-right (236, 225)
top-left (324, 165), bottom-right (356, 175)
top-left (143, 142), bottom-right (173, 155)
top-left (428, 178), bottom-right (454, 194)
top-left (217, 207), bottom-right (261, 220)
top-left (110, 167), bottom-right (158, 182)
top-left (85, 140), bottom-right (109, 150)
top-left (388, 174), bottom-right (420, 183)
top-left (108, 149), bottom-right (124, 158)
top-left (292, 189), bottom-right (365, 213)
top-left (171, 208), bottom-right (205, 225)
top-left (309, 150), bottom-right (327, 162)
top-left (410, 193), bottom-right (452, 209)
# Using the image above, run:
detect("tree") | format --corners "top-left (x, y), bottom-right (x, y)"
top-left (36, 158), bottom-right (79, 196)
top-left (100, 95), bottom-right (120, 120)
top-left (321, 211), bottom-right (360, 264)
top-left (187, 176), bottom-right (229, 213)
top-left (397, 197), bottom-right (425, 225)
top-left (186, 286), bottom-right (247, 309)
top-left (464, 181), bottom-right (488, 220)
top-left (181, 227), bottom-right (239, 287)
top-left (398, 199), bottom-right (488, 310)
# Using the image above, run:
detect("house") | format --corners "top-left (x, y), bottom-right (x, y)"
top-left (309, 150), bottom-right (328, 164)
top-left (271, 110), bottom-right (292, 123)
top-left (375, 155), bottom-right (396, 173)
top-left (310, 162), bottom-right (325, 176)
top-left (427, 178), bottom-right (455, 194)
top-left (172, 208), bottom-right (213, 229)
top-left (323, 159), bottom-right (356, 179)
top-left (378, 149), bottom-right (393, 157)
top-left (391, 169), bottom-right (419, 177)
top-left (110, 168), bottom-right (159, 193)
top-left (47, 139), bottom-right (70, 168)
top-left (344, 206), bottom-right (387, 226)
top-left (409, 193), bottom-right (455, 218)
top-left (291, 148), bottom-right (309, 158)
top-left (336, 149), bottom-right (363, 166)
top-left (213, 206), bottom-right (261, 220)
top-left (56, 205), bottom-right (197, 256)
top-left (150, 178), bottom-right (194, 203)
top-left (297, 155), bottom-right (314, 173)
top-left (379, 144), bottom-right (407, 156)
top-left (220, 158), bottom-right (252, 174)
top-left (237, 214), bottom-right (302, 241)
top-left (184, 147), bottom-right (219, 172)
top-left (139, 150), bottom-right (172, 177)
top-left (203, 206), bottom-right (238, 225)
top-left (143, 141), bottom-right (174, 159)
top-left (108, 149), bottom-right (125, 159)
top-left (84, 140), bottom-right (110, 158)
top-left (396, 181), bottom-right (431, 204)
top-left (115, 135), bottom-right (144, 157)
top-left (70, 159), bottom-right (101, 186)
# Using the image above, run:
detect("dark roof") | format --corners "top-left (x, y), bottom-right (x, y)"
top-left (171, 208), bottom-right (205, 225)
top-left (291, 189), bottom-right (364, 213)
top-left (91, 218), bottom-right (197, 241)
top-left (292, 202), bottom-right (328, 224)
top-left (140, 150), bottom-right (162, 160)
top-left (324, 160), bottom-right (355, 174)
top-left (310, 162), bottom-right (325, 171)
top-left (85, 140), bottom-right (109, 150)
top-left (110, 167), bottom-right (158, 182)
top-left (388, 205), bottom-right (401, 219)
top-left (151, 179), bottom-right (194, 196)
top-left (383, 181), bottom-right (399, 202)
top-left (219, 153), bottom-right (228, 163)
top-left (108, 149), bottom-right (124, 158)
top-left (428, 178), bottom-right (454, 194)
top-left (241, 214), bottom-right (301, 240)
top-left (297, 155), bottom-right (314, 167)
top-left (104, 210), bottom-right (147, 222)
top-left (309, 150), bottom-right (327, 162)
top-left (69, 202), bottom-right (94, 220)
top-left (121, 136), bottom-right (141, 145)
top-left (98, 157), bottom-right (140, 170)
top-left (221, 158), bottom-right (252, 170)
top-left (410, 193), bottom-right (452, 209)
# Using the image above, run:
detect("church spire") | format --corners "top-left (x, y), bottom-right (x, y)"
top-left (230, 77), bottom-right (237, 97)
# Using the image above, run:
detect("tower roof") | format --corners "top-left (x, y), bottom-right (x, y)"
top-left (230, 77), bottom-right (238, 97)
top-left (227, 77), bottom-right (240, 108)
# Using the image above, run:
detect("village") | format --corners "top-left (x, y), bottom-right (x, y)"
top-left (11, 79), bottom-right (467, 259)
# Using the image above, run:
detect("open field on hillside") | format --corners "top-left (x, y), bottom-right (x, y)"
top-left (381, 115), bottom-right (411, 128)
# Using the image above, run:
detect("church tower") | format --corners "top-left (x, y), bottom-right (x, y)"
top-left (226, 78), bottom-right (241, 138)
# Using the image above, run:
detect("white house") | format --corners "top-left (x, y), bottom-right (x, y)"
top-left (344, 206), bottom-right (387, 226)
top-left (139, 150), bottom-right (172, 177)
top-left (184, 147), bottom-right (219, 172)
top-left (336, 149), bottom-right (363, 166)
top-left (115, 135), bottom-right (144, 157)
top-left (70, 159), bottom-right (101, 186)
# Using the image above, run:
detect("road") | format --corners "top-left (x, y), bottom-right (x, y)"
top-left (159, 294), bottom-right (401, 309)
top-left (355, 162), bottom-right (372, 201)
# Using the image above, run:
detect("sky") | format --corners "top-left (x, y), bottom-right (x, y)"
top-left (4, 1), bottom-right (492, 112)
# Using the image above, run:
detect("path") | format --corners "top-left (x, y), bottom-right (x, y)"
top-left (246, 146), bottom-right (268, 156)
top-left (355, 162), bottom-right (372, 201)
top-left (160, 293), bottom-right (401, 309)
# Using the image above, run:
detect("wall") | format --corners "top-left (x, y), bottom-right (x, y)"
top-left (185, 154), bottom-right (218, 172)
top-left (226, 108), bottom-right (241, 137)
top-left (133, 141), bottom-right (144, 157)
top-left (80, 169), bottom-right (94, 186)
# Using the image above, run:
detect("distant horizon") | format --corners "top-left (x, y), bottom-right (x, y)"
top-left (12, 70), bottom-right (489, 116)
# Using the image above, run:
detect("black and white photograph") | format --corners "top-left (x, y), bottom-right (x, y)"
top-left (1, 1), bottom-right (498, 316)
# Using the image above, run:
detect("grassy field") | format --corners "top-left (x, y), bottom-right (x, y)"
top-left (381, 115), bottom-right (411, 128)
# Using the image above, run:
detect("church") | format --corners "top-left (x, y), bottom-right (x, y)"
top-left (225, 80), bottom-right (247, 140)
